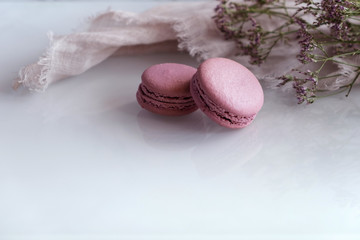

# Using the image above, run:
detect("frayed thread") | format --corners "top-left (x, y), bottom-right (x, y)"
top-left (15, 31), bottom-right (55, 92)
top-left (37, 31), bottom-right (55, 91)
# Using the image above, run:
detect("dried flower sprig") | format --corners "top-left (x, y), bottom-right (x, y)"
top-left (213, 0), bottom-right (360, 104)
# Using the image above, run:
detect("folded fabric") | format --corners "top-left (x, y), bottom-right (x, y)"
top-left (15, 1), bottom-right (358, 92)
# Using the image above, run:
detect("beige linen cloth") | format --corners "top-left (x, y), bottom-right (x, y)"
top-left (15, 1), bottom-right (358, 92)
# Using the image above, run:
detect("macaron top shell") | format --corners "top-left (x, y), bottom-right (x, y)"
top-left (197, 58), bottom-right (264, 117)
top-left (141, 63), bottom-right (197, 97)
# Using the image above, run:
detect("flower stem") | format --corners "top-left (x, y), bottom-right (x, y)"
top-left (318, 74), bottom-right (343, 80)
top-left (346, 71), bottom-right (360, 97)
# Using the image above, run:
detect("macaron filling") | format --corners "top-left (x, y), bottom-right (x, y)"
top-left (137, 83), bottom-right (197, 111)
top-left (191, 73), bottom-right (256, 126)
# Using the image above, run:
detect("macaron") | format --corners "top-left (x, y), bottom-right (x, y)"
top-left (136, 63), bottom-right (198, 116)
top-left (190, 58), bottom-right (264, 128)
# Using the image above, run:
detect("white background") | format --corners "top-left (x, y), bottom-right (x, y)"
top-left (1, 1), bottom-right (360, 240)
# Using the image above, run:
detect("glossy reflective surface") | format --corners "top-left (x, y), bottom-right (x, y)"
top-left (1, 2), bottom-right (360, 240)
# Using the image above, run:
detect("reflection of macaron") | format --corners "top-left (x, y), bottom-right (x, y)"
top-left (136, 110), bottom-right (206, 151)
top-left (190, 58), bottom-right (264, 129)
top-left (136, 63), bottom-right (198, 116)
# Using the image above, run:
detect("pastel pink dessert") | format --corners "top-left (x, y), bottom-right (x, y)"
top-left (136, 63), bottom-right (198, 116)
top-left (190, 58), bottom-right (264, 128)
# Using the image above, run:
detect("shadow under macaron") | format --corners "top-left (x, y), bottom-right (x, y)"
top-left (136, 110), bottom-right (208, 151)
top-left (190, 122), bottom-right (263, 178)
top-left (136, 105), bottom-right (258, 152)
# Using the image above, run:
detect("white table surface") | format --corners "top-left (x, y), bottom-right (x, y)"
top-left (1, 1), bottom-right (360, 240)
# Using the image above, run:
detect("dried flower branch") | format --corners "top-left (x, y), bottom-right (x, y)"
top-left (214, 0), bottom-right (360, 104)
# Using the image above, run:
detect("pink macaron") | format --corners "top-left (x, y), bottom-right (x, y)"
top-left (136, 63), bottom-right (198, 116)
top-left (190, 58), bottom-right (264, 128)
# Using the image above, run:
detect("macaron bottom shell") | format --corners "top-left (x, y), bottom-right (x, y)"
top-left (136, 84), bottom-right (198, 116)
top-left (190, 74), bottom-right (256, 128)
